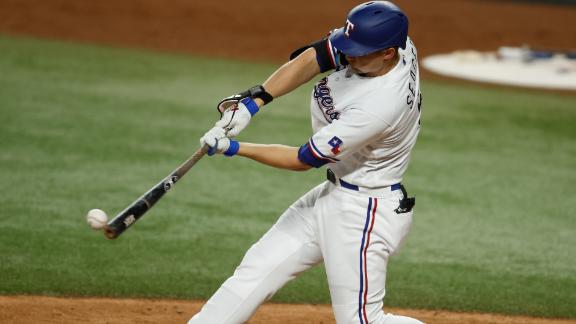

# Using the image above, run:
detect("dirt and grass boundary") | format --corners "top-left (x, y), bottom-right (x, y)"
top-left (2, 296), bottom-right (576, 324)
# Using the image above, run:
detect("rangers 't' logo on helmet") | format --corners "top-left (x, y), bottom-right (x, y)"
top-left (344, 20), bottom-right (355, 38)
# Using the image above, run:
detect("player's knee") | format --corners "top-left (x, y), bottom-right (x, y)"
top-left (221, 234), bottom-right (305, 299)
top-left (230, 246), bottom-right (291, 286)
top-left (221, 260), bottom-right (275, 299)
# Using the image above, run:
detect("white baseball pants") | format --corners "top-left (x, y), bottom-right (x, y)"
top-left (188, 181), bottom-right (423, 324)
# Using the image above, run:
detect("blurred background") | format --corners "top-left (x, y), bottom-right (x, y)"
top-left (1, 0), bottom-right (575, 63)
top-left (0, 0), bottom-right (575, 323)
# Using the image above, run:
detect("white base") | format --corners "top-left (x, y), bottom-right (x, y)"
top-left (422, 48), bottom-right (576, 91)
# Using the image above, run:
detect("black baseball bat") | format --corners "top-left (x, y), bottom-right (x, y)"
top-left (104, 145), bottom-right (209, 239)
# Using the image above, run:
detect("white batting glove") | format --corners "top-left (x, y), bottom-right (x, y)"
top-left (199, 127), bottom-right (240, 156)
top-left (215, 97), bottom-right (259, 137)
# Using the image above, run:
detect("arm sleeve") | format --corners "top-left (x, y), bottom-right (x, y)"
top-left (289, 34), bottom-right (348, 73)
top-left (297, 109), bottom-right (391, 168)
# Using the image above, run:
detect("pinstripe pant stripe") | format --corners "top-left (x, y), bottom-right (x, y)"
top-left (359, 197), bottom-right (378, 323)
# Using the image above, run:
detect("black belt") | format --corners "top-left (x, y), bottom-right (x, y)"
top-left (326, 169), bottom-right (415, 213)
top-left (326, 169), bottom-right (401, 192)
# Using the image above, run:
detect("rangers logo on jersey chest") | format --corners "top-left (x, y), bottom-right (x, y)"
top-left (314, 77), bottom-right (341, 122)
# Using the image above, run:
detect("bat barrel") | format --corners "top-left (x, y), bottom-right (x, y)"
top-left (103, 199), bottom-right (152, 240)
top-left (101, 146), bottom-right (208, 240)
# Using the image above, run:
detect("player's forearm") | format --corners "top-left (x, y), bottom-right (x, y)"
top-left (237, 143), bottom-right (311, 171)
top-left (259, 48), bottom-right (320, 104)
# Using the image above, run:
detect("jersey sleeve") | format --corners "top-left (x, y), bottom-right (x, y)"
top-left (289, 32), bottom-right (348, 73)
top-left (297, 109), bottom-right (392, 168)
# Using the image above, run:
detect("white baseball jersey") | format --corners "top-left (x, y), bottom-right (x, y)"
top-left (298, 37), bottom-right (422, 191)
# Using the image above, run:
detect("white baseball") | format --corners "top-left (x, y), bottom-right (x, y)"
top-left (86, 209), bottom-right (108, 230)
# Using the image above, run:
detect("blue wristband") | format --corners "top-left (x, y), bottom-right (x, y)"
top-left (207, 138), bottom-right (218, 156)
top-left (224, 140), bottom-right (240, 156)
top-left (240, 97), bottom-right (259, 116)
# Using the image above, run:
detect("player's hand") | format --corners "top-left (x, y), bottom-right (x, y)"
top-left (215, 97), bottom-right (259, 137)
top-left (200, 127), bottom-right (239, 156)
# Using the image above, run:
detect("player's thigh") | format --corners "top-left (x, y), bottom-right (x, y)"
top-left (316, 192), bottom-right (386, 309)
top-left (273, 181), bottom-right (330, 242)
top-left (373, 193), bottom-right (414, 256)
top-left (227, 183), bottom-right (329, 292)
top-left (317, 188), bottom-right (413, 323)
top-left (226, 225), bottom-right (322, 296)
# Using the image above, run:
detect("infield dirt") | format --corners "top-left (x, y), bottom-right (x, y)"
top-left (0, 0), bottom-right (575, 323)
top-left (2, 296), bottom-right (576, 324)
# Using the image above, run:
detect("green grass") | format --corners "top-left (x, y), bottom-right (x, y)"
top-left (0, 35), bottom-right (575, 318)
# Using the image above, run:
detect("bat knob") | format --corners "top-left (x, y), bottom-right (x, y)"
top-left (104, 225), bottom-right (119, 239)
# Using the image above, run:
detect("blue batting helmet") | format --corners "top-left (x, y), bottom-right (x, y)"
top-left (329, 1), bottom-right (409, 57)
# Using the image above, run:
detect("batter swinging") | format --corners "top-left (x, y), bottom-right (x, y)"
top-left (191, 2), bottom-right (423, 323)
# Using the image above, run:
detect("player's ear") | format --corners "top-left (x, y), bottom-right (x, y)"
top-left (381, 47), bottom-right (396, 61)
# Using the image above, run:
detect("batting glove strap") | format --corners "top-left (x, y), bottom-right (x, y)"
top-left (249, 85), bottom-right (274, 105)
top-left (216, 85), bottom-right (272, 115)
top-left (240, 97), bottom-right (259, 117)
top-left (224, 140), bottom-right (240, 157)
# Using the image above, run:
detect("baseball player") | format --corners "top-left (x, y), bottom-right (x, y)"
top-left (191, 1), bottom-right (423, 323)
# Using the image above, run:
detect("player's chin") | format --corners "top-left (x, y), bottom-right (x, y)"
top-left (349, 66), bottom-right (363, 74)
top-left (349, 66), bottom-right (370, 77)
top-left (350, 62), bottom-right (373, 72)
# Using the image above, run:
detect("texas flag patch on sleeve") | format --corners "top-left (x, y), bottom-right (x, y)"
top-left (328, 136), bottom-right (343, 155)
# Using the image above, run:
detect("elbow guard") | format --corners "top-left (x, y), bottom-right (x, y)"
top-left (297, 142), bottom-right (329, 168)
top-left (289, 38), bottom-right (348, 73)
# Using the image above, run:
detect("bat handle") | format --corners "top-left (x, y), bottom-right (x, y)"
top-left (174, 144), bottom-right (210, 178)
